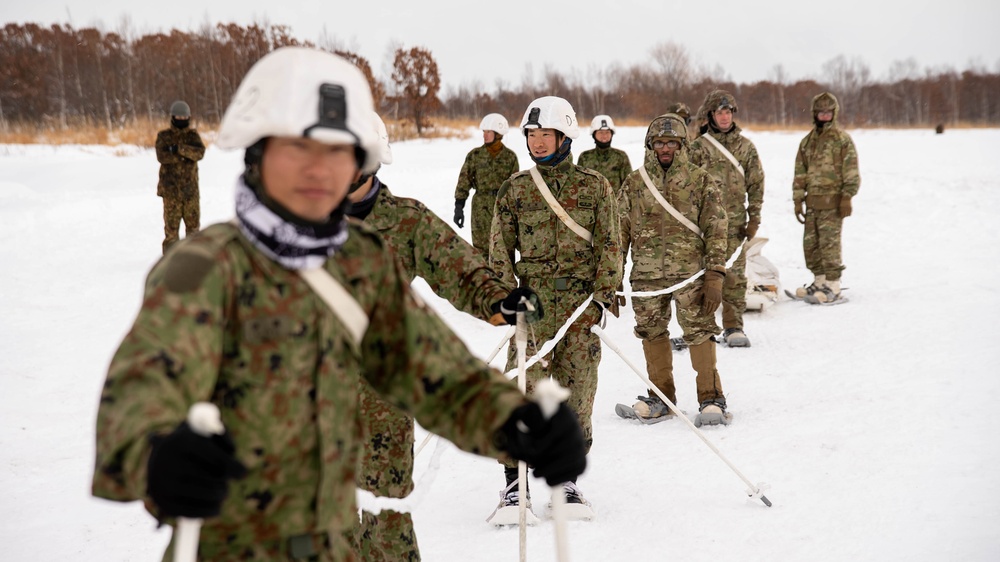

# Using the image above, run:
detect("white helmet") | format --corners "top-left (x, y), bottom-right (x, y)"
top-left (519, 96), bottom-right (579, 139)
top-left (217, 46), bottom-right (380, 173)
top-left (372, 112), bottom-right (393, 165)
top-left (479, 113), bottom-right (509, 136)
top-left (590, 115), bottom-right (616, 133)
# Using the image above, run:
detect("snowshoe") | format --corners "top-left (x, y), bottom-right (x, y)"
top-left (805, 285), bottom-right (848, 305)
top-left (486, 482), bottom-right (540, 526)
top-left (545, 481), bottom-right (596, 521)
top-left (694, 400), bottom-right (732, 427)
top-left (722, 327), bottom-right (751, 348)
top-left (615, 396), bottom-right (676, 424)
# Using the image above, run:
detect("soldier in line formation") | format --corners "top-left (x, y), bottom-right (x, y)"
top-left (99, 47), bottom-right (586, 561)
top-left (576, 114), bottom-right (632, 195)
top-left (155, 100), bottom-right (205, 255)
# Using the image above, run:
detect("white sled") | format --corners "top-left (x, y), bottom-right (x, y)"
top-left (744, 237), bottom-right (780, 311)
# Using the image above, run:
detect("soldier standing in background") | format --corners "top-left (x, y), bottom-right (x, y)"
top-left (346, 112), bottom-right (539, 561)
top-left (665, 102), bottom-right (696, 142)
top-left (792, 92), bottom-right (861, 304)
top-left (93, 47), bottom-right (585, 561)
top-left (489, 96), bottom-right (622, 515)
top-left (614, 114), bottom-right (730, 427)
top-left (453, 113), bottom-right (520, 252)
top-left (577, 115), bottom-right (632, 195)
top-left (689, 90), bottom-right (765, 348)
top-left (155, 100), bottom-right (205, 254)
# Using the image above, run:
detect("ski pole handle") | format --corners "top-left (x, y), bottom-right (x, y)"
top-left (173, 403), bottom-right (225, 562)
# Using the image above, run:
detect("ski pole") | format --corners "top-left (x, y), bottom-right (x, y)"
top-left (414, 324), bottom-right (516, 459)
top-left (173, 403), bottom-right (226, 562)
top-left (515, 307), bottom-right (529, 562)
top-left (590, 325), bottom-right (772, 508)
top-left (533, 379), bottom-right (573, 562)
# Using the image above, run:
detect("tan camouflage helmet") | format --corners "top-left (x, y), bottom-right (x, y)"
top-left (812, 92), bottom-right (839, 120)
top-left (665, 102), bottom-right (692, 123)
top-left (703, 89), bottom-right (738, 115)
top-left (645, 113), bottom-right (688, 149)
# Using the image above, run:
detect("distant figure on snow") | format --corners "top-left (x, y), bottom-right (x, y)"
top-left (155, 100), bottom-right (205, 254)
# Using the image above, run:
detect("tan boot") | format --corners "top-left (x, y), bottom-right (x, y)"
top-left (641, 336), bottom-right (675, 405)
top-left (813, 279), bottom-right (842, 303)
top-left (689, 339), bottom-right (725, 406)
top-left (795, 274), bottom-right (826, 298)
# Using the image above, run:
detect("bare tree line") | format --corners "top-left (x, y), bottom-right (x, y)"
top-left (2, 23), bottom-right (998, 135)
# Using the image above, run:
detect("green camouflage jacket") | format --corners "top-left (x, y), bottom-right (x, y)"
top-left (793, 122), bottom-right (861, 202)
top-left (155, 126), bottom-right (205, 198)
top-left (489, 159), bottom-right (623, 305)
top-left (688, 124), bottom-right (764, 234)
top-left (577, 146), bottom-right (632, 195)
top-left (364, 182), bottom-right (513, 319)
top-left (92, 221), bottom-right (525, 554)
top-left (454, 143), bottom-right (519, 200)
top-left (618, 150), bottom-right (728, 281)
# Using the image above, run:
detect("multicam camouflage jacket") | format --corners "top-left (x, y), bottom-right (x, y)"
top-left (155, 125), bottom-right (205, 198)
top-left (453, 143), bottom-right (519, 201)
top-left (361, 181), bottom-right (513, 319)
top-left (618, 150), bottom-right (728, 281)
top-left (793, 122), bottom-right (860, 203)
top-left (92, 220), bottom-right (525, 554)
top-left (688, 124), bottom-right (764, 236)
top-left (489, 159), bottom-right (623, 305)
top-left (577, 146), bottom-right (632, 195)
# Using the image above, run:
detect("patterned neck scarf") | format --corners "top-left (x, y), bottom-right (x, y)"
top-left (234, 177), bottom-right (348, 270)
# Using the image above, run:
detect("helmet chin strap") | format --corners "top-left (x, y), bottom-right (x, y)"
top-left (530, 136), bottom-right (573, 166)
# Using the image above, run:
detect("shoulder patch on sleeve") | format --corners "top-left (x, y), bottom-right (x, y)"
top-left (162, 244), bottom-right (218, 293)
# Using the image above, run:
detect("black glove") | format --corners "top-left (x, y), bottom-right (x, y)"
top-left (454, 199), bottom-right (466, 228)
top-left (591, 300), bottom-right (609, 326)
top-left (497, 402), bottom-right (587, 486)
top-left (491, 287), bottom-right (544, 325)
top-left (147, 422), bottom-right (247, 519)
top-left (168, 145), bottom-right (179, 154)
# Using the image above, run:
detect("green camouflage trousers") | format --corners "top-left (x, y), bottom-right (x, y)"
top-left (631, 278), bottom-right (719, 345)
top-left (722, 235), bottom-right (748, 330)
top-left (162, 195), bottom-right (200, 254)
top-left (469, 191), bottom-right (499, 253)
top-left (170, 529), bottom-right (356, 561)
top-left (501, 279), bottom-right (603, 469)
top-left (350, 382), bottom-right (421, 561)
top-left (803, 208), bottom-right (845, 281)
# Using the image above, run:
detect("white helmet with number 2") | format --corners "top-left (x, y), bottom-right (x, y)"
top-left (590, 115), bottom-right (616, 133)
top-left (479, 113), bottom-right (509, 136)
top-left (519, 96), bottom-right (579, 139)
top-left (217, 46), bottom-right (381, 173)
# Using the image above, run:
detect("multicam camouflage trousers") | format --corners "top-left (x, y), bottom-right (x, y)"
top-left (802, 208), bottom-right (845, 281)
top-left (722, 235), bottom-right (748, 330)
top-left (162, 194), bottom-right (200, 254)
top-left (630, 277), bottom-right (720, 346)
top-left (500, 278), bottom-right (603, 471)
top-left (469, 191), bottom-right (499, 253)
top-left (349, 382), bottom-right (421, 561)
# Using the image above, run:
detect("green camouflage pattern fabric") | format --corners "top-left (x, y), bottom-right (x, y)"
top-left (618, 149), bottom-right (728, 282)
top-left (351, 183), bottom-right (515, 561)
top-left (489, 160), bottom-right (622, 461)
top-left (156, 126), bottom-right (206, 253)
top-left (794, 94), bottom-right (860, 281)
top-left (577, 146), bottom-right (632, 195)
top-left (454, 143), bottom-right (520, 251)
top-left (92, 221), bottom-right (526, 562)
top-left (688, 123), bottom-right (764, 329)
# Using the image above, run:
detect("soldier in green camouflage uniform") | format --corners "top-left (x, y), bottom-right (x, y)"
top-left (489, 96), bottom-right (622, 505)
top-left (155, 100), bottom-right (206, 255)
top-left (792, 92), bottom-right (861, 303)
top-left (92, 47), bottom-right (585, 562)
top-left (617, 114), bottom-right (729, 422)
top-left (577, 115), bottom-right (632, 195)
top-left (453, 113), bottom-right (520, 252)
top-left (345, 113), bottom-right (521, 561)
top-left (688, 90), bottom-right (765, 347)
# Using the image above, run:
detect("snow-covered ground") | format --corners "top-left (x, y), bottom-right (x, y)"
top-left (2, 125), bottom-right (999, 561)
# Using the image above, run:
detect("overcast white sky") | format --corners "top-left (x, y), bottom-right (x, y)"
top-left (6, 0), bottom-right (1000, 90)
